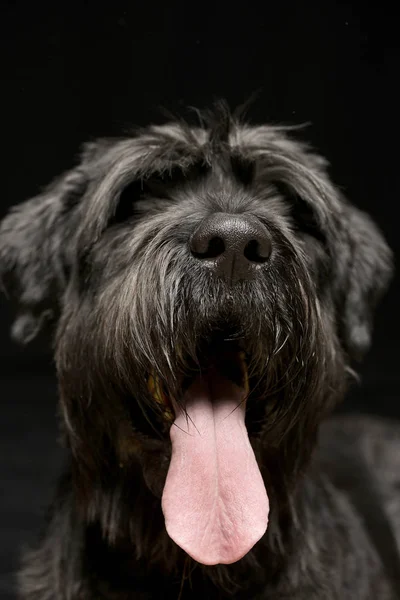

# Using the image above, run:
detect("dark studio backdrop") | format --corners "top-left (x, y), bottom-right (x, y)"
top-left (0, 1), bottom-right (399, 597)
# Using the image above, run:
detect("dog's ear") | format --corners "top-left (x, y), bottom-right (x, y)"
top-left (333, 202), bottom-right (393, 361)
top-left (0, 164), bottom-right (89, 344)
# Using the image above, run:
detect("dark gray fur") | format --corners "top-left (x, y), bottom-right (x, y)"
top-left (0, 105), bottom-right (398, 599)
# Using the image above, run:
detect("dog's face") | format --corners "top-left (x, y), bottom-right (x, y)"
top-left (0, 110), bottom-right (393, 567)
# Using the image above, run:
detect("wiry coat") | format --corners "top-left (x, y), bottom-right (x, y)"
top-left (0, 106), bottom-right (398, 599)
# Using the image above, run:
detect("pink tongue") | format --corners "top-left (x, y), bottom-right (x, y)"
top-left (161, 371), bottom-right (269, 565)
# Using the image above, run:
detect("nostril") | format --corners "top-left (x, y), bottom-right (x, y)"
top-left (243, 239), bottom-right (271, 263)
top-left (190, 213), bottom-right (272, 271)
top-left (191, 236), bottom-right (225, 259)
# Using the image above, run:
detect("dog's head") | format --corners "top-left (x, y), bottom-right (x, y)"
top-left (0, 107), bottom-right (393, 567)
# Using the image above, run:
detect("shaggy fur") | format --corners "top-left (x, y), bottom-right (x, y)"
top-left (0, 105), bottom-right (398, 599)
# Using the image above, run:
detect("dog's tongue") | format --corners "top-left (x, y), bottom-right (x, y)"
top-left (161, 370), bottom-right (269, 565)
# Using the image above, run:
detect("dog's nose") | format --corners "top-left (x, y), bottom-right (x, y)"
top-left (189, 213), bottom-right (272, 283)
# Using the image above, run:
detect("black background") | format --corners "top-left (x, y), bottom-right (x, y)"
top-left (0, 1), bottom-right (399, 598)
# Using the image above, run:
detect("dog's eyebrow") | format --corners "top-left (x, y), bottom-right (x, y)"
top-left (76, 140), bottom-right (206, 249)
top-left (253, 152), bottom-right (342, 234)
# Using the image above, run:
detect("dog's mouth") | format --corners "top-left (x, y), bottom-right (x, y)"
top-left (146, 337), bottom-right (270, 567)
top-left (147, 343), bottom-right (249, 422)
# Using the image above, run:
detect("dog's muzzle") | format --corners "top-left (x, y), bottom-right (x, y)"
top-left (189, 212), bottom-right (272, 284)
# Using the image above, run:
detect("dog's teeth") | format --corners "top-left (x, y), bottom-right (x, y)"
top-left (147, 372), bottom-right (174, 420)
top-left (147, 350), bottom-right (249, 422)
top-left (238, 352), bottom-right (250, 396)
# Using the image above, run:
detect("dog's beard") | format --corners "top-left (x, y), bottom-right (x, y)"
top-left (57, 222), bottom-right (342, 567)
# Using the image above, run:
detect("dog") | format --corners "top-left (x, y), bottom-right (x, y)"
top-left (1, 105), bottom-right (399, 599)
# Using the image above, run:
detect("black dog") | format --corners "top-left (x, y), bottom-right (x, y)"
top-left (1, 106), bottom-right (398, 599)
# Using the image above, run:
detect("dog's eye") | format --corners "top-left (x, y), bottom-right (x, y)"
top-left (288, 196), bottom-right (326, 244)
top-left (230, 155), bottom-right (255, 186)
top-left (112, 180), bottom-right (146, 223)
top-left (113, 178), bottom-right (167, 223)
top-left (111, 163), bottom-right (209, 225)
